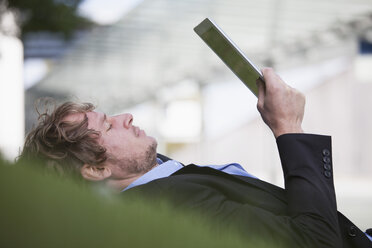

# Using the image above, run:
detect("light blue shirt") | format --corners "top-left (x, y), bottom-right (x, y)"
top-left (123, 158), bottom-right (257, 191)
top-left (367, 233), bottom-right (372, 242)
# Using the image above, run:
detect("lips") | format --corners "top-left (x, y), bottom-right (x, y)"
top-left (133, 125), bottom-right (146, 137)
top-left (133, 126), bottom-right (141, 137)
top-left (134, 126), bottom-right (139, 136)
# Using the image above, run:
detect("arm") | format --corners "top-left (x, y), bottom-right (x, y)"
top-left (257, 68), bottom-right (342, 247)
top-left (276, 133), bottom-right (341, 247)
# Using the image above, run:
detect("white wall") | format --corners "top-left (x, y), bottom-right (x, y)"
top-left (0, 34), bottom-right (24, 161)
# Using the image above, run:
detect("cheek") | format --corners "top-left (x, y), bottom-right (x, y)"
top-left (103, 134), bottom-right (134, 153)
top-left (101, 135), bottom-right (120, 152)
top-left (102, 131), bottom-right (150, 155)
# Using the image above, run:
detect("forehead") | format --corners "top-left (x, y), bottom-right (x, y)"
top-left (63, 112), bottom-right (85, 123)
top-left (63, 111), bottom-right (104, 130)
top-left (86, 111), bottom-right (104, 130)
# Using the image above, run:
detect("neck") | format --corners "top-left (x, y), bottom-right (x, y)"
top-left (105, 162), bottom-right (159, 192)
top-left (105, 175), bottom-right (143, 191)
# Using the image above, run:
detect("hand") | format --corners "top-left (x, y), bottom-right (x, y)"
top-left (256, 68), bottom-right (305, 138)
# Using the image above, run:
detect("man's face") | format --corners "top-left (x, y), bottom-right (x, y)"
top-left (70, 111), bottom-right (158, 180)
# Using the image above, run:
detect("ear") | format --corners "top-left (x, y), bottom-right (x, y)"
top-left (80, 164), bottom-right (112, 181)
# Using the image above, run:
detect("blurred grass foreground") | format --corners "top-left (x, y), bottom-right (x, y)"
top-left (0, 157), bottom-right (280, 248)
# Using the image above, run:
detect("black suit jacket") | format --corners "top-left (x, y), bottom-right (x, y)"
top-left (126, 134), bottom-right (371, 248)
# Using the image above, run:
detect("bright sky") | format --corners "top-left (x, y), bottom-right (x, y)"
top-left (78, 0), bottom-right (144, 25)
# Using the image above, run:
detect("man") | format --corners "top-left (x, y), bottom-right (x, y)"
top-left (21, 68), bottom-right (371, 247)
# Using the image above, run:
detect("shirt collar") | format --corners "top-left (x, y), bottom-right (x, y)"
top-left (122, 160), bottom-right (183, 191)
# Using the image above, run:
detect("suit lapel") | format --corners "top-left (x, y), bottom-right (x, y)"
top-left (172, 164), bottom-right (286, 203)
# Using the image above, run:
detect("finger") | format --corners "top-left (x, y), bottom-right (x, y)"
top-left (261, 67), bottom-right (276, 92)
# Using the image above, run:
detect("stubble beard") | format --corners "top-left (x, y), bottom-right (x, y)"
top-left (108, 140), bottom-right (158, 175)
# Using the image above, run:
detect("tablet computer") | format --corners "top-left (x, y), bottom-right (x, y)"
top-left (194, 18), bottom-right (264, 97)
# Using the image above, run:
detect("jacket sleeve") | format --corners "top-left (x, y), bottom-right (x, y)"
top-left (276, 133), bottom-right (342, 248)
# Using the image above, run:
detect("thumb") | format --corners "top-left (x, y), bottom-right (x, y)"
top-left (256, 78), bottom-right (265, 108)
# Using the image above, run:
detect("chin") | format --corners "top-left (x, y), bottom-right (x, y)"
top-left (148, 136), bottom-right (158, 147)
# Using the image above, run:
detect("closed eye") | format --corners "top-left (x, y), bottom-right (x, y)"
top-left (107, 123), bottom-right (112, 131)
top-left (104, 120), bottom-right (112, 132)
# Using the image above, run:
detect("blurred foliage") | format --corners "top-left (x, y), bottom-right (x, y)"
top-left (0, 157), bottom-right (282, 248)
top-left (7, 0), bottom-right (93, 39)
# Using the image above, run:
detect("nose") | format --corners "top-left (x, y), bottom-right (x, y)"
top-left (122, 113), bottom-right (133, 129)
top-left (111, 113), bottom-right (133, 129)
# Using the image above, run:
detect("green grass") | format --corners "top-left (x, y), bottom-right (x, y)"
top-left (0, 157), bottom-right (279, 248)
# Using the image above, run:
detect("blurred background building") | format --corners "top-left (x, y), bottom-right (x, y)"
top-left (1, 0), bottom-right (372, 230)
